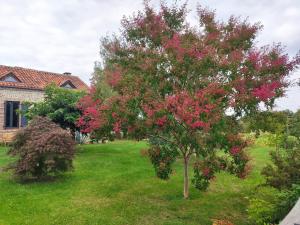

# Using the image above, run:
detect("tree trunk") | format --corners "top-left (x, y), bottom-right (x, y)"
top-left (183, 156), bottom-right (190, 199)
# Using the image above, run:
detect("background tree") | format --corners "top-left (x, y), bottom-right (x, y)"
top-left (25, 84), bottom-right (85, 136)
top-left (91, 62), bottom-right (116, 100)
top-left (262, 147), bottom-right (300, 190)
top-left (242, 110), bottom-right (294, 149)
top-left (242, 111), bottom-right (292, 135)
top-left (77, 64), bottom-right (118, 142)
top-left (290, 109), bottom-right (300, 141)
top-left (78, 2), bottom-right (300, 198)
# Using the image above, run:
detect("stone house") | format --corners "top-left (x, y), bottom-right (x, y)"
top-left (0, 65), bottom-right (88, 142)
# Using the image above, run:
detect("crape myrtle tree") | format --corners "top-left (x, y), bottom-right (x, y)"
top-left (77, 2), bottom-right (300, 198)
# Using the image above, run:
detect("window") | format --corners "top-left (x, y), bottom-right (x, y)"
top-left (5, 101), bottom-right (20, 128)
top-left (60, 80), bottom-right (76, 89)
top-left (63, 83), bottom-right (74, 89)
top-left (0, 73), bottom-right (20, 83)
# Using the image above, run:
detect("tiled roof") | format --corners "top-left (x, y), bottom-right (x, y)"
top-left (0, 65), bottom-right (89, 91)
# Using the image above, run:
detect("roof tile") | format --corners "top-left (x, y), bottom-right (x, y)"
top-left (0, 65), bottom-right (89, 90)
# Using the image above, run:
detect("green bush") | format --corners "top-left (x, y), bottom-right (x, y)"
top-left (7, 116), bottom-right (75, 181)
top-left (280, 135), bottom-right (299, 149)
top-left (248, 198), bottom-right (277, 225)
top-left (242, 132), bottom-right (256, 145)
top-left (250, 144), bottom-right (300, 224)
top-left (248, 187), bottom-right (280, 224)
top-left (262, 148), bottom-right (300, 190)
top-left (248, 185), bottom-right (300, 224)
top-left (275, 184), bottom-right (300, 220)
top-left (255, 132), bottom-right (298, 150)
top-left (255, 132), bottom-right (273, 146)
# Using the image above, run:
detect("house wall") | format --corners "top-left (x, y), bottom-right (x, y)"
top-left (0, 87), bottom-right (44, 142)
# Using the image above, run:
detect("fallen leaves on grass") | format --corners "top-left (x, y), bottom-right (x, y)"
top-left (212, 219), bottom-right (234, 225)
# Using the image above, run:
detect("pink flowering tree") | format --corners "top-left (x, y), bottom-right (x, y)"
top-left (78, 2), bottom-right (300, 198)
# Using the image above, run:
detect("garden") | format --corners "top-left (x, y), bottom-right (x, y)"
top-left (1, 1), bottom-right (300, 225)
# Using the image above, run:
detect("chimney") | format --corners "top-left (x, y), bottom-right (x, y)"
top-left (63, 72), bottom-right (71, 76)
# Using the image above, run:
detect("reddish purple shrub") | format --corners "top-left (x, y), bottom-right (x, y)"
top-left (7, 116), bottom-right (75, 181)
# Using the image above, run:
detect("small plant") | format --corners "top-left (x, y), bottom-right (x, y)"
top-left (7, 116), bottom-right (75, 181)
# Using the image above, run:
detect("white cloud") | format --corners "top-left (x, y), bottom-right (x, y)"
top-left (0, 0), bottom-right (299, 110)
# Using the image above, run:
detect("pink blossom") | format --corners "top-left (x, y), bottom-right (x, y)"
top-left (127, 126), bottom-right (135, 133)
top-left (188, 48), bottom-right (204, 60)
top-left (106, 69), bottom-right (122, 87)
top-left (202, 167), bottom-right (211, 177)
top-left (248, 51), bottom-right (260, 64)
top-left (164, 33), bottom-right (181, 50)
top-left (156, 115), bottom-right (167, 127)
top-left (248, 50), bottom-right (261, 70)
top-left (112, 112), bottom-right (118, 119)
top-left (163, 33), bottom-right (185, 61)
top-left (207, 32), bottom-right (219, 41)
top-left (165, 85), bottom-right (224, 130)
top-left (191, 121), bottom-right (207, 129)
top-left (252, 81), bottom-right (282, 101)
top-left (271, 55), bottom-right (288, 67)
top-left (230, 146), bottom-right (241, 155)
top-left (113, 121), bottom-right (121, 133)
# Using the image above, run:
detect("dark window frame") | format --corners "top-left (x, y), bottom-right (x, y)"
top-left (4, 101), bottom-right (20, 129)
top-left (60, 80), bottom-right (76, 89)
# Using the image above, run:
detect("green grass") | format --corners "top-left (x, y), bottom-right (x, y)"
top-left (0, 141), bottom-right (272, 225)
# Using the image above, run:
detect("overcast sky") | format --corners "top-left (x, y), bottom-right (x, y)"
top-left (0, 0), bottom-right (299, 111)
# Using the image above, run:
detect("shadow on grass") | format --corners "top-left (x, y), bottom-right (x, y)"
top-left (2, 170), bottom-right (74, 186)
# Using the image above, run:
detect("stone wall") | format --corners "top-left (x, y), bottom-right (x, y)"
top-left (0, 87), bottom-right (44, 142)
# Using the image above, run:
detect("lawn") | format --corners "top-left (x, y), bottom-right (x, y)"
top-left (0, 141), bottom-right (271, 225)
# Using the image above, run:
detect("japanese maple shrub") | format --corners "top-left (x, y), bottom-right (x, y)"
top-left (7, 116), bottom-right (75, 181)
top-left (77, 2), bottom-right (300, 198)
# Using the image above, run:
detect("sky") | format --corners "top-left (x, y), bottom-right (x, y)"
top-left (0, 0), bottom-right (299, 111)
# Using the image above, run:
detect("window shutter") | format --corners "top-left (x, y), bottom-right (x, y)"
top-left (20, 104), bottom-right (28, 127)
top-left (3, 101), bottom-right (7, 128)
